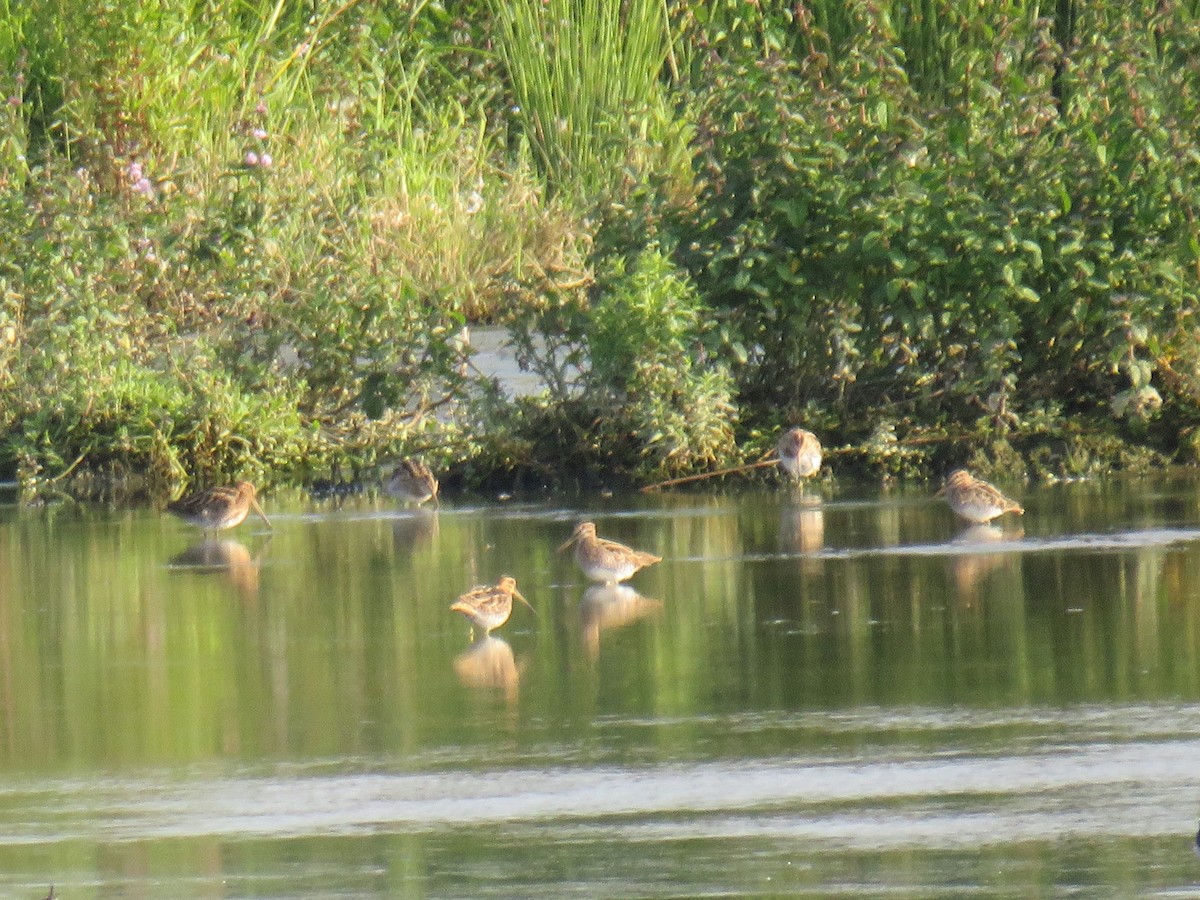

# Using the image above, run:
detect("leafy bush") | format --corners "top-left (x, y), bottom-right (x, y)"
top-left (586, 246), bottom-right (737, 479)
top-left (497, 245), bottom-right (737, 484)
top-left (0, 164), bottom-right (318, 486)
top-left (667, 5), bottom-right (1200, 451)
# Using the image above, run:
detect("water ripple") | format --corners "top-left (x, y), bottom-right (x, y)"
top-left (3, 706), bottom-right (1197, 851)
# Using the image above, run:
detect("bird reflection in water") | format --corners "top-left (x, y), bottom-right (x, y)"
top-left (780, 502), bottom-right (825, 555)
top-left (391, 507), bottom-right (440, 553)
top-left (947, 523), bottom-right (1023, 605)
top-left (580, 583), bottom-right (663, 660)
top-left (168, 538), bottom-right (268, 600)
top-left (453, 635), bottom-right (523, 704)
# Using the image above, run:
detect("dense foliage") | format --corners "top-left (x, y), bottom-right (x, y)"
top-left (668, 5), bottom-right (1200, 459)
top-left (0, 0), bottom-right (582, 490)
top-left (2, 0), bottom-right (1199, 494)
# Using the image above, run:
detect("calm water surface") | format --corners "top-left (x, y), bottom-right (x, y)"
top-left (3, 474), bottom-right (1200, 897)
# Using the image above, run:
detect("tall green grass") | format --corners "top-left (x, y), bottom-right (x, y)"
top-left (489, 0), bottom-right (681, 201)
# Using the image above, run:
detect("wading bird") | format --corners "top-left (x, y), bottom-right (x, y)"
top-left (386, 459), bottom-right (439, 507)
top-left (450, 576), bottom-right (535, 638)
top-left (936, 469), bottom-right (1024, 524)
top-left (776, 427), bottom-right (823, 481)
top-left (167, 481), bottom-right (272, 533)
top-left (558, 522), bottom-right (661, 584)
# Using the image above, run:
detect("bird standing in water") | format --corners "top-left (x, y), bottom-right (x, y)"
top-left (167, 481), bottom-right (272, 533)
top-left (386, 459), bottom-right (440, 507)
top-left (776, 427), bottom-right (823, 481)
top-left (450, 576), bottom-right (535, 637)
top-left (936, 469), bottom-right (1024, 524)
top-left (558, 522), bottom-right (661, 584)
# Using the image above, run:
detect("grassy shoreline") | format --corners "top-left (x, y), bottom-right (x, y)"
top-left (3, 2), bottom-right (1198, 497)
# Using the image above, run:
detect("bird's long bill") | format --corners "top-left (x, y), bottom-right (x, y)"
top-left (432, 483), bottom-right (441, 508)
top-left (250, 496), bottom-right (273, 529)
top-left (933, 484), bottom-right (948, 498)
top-left (512, 589), bottom-right (537, 616)
top-left (556, 535), bottom-right (578, 553)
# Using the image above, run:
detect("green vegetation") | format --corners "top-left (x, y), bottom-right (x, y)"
top-left (661, 4), bottom-right (1200, 478)
top-left (2, 0), bottom-right (1199, 495)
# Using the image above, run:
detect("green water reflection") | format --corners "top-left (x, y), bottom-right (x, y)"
top-left (1, 475), bottom-right (1200, 896)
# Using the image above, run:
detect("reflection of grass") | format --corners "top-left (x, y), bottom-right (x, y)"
top-left (7, 486), bottom-right (1200, 894)
top-left (8, 478), bottom-right (1200, 773)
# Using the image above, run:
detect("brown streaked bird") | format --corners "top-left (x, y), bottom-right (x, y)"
top-left (166, 481), bottom-right (272, 532)
top-left (386, 459), bottom-right (439, 507)
top-left (557, 522), bottom-right (661, 584)
top-left (935, 469), bottom-right (1024, 524)
top-left (776, 427), bottom-right (823, 480)
top-left (450, 576), bottom-right (535, 637)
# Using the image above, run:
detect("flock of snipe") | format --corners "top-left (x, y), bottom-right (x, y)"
top-left (166, 429), bottom-right (1024, 638)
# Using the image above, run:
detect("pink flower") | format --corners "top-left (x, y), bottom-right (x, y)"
top-left (244, 151), bottom-right (260, 167)
top-left (252, 127), bottom-right (267, 140)
top-left (259, 153), bottom-right (273, 168)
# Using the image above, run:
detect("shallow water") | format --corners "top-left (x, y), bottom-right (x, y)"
top-left (2, 474), bottom-right (1200, 897)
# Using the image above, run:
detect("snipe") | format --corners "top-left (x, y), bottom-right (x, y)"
top-left (450, 576), bottom-right (535, 637)
top-left (386, 459), bottom-right (439, 507)
top-left (936, 469), bottom-right (1024, 524)
top-left (558, 522), bottom-right (661, 584)
top-left (776, 427), bottom-right (823, 481)
top-left (167, 481), bottom-right (272, 533)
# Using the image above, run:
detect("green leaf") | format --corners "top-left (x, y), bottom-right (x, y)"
top-left (773, 198), bottom-right (807, 229)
